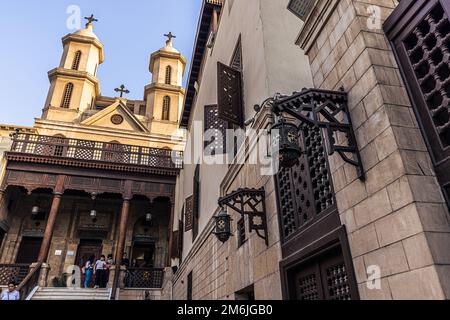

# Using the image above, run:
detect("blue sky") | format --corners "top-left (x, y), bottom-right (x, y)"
top-left (0, 0), bottom-right (202, 126)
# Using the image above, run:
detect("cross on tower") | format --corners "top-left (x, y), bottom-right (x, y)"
top-left (114, 84), bottom-right (130, 98)
top-left (84, 14), bottom-right (98, 25)
top-left (164, 32), bottom-right (176, 42)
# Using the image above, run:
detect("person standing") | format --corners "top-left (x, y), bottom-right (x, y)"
top-left (1, 282), bottom-right (20, 300)
top-left (94, 255), bottom-right (106, 289)
top-left (83, 255), bottom-right (95, 288)
top-left (104, 254), bottom-right (114, 287)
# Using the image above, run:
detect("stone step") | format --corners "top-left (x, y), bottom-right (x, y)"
top-left (30, 287), bottom-right (111, 300)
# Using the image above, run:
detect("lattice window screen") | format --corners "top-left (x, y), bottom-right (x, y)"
top-left (204, 105), bottom-right (227, 155)
top-left (287, 0), bottom-right (315, 21)
top-left (184, 196), bottom-right (194, 231)
top-left (385, 0), bottom-right (450, 208)
top-left (276, 123), bottom-right (335, 240)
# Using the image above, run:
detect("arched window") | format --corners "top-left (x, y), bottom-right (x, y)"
top-left (72, 51), bottom-right (82, 70)
top-left (162, 96), bottom-right (171, 121)
top-left (165, 66), bottom-right (172, 85)
top-left (61, 83), bottom-right (74, 108)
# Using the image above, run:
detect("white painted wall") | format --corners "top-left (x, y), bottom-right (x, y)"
top-left (175, 0), bottom-right (313, 261)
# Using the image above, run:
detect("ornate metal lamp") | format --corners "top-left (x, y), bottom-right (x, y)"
top-left (215, 188), bottom-right (268, 246)
top-left (90, 193), bottom-right (97, 218)
top-left (270, 117), bottom-right (302, 168)
top-left (146, 213), bottom-right (153, 222)
top-left (31, 206), bottom-right (40, 216)
top-left (213, 208), bottom-right (232, 243)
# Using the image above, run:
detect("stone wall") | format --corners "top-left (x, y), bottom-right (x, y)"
top-left (172, 110), bottom-right (283, 300)
top-left (297, 0), bottom-right (450, 299)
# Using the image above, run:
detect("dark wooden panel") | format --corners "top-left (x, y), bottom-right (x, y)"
top-left (384, 0), bottom-right (450, 208)
top-left (217, 62), bottom-right (244, 127)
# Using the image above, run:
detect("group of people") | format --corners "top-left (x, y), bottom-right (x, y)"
top-left (83, 254), bottom-right (114, 289)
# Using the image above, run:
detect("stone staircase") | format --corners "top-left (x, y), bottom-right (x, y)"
top-left (29, 287), bottom-right (111, 300)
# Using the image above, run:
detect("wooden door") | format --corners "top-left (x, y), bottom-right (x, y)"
top-left (15, 237), bottom-right (42, 264)
top-left (75, 240), bottom-right (103, 268)
top-left (291, 247), bottom-right (352, 300)
top-left (75, 240), bottom-right (102, 287)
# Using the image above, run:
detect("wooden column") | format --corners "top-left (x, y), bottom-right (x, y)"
top-left (114, 198), bottom-right (131, 263)
top-left (37, 175), bottom-right (65, 263)
top-left (0, 189), bottom-right (6, 221)
top-left (167, 201), bottom-right (175, 266)
top-left (37, 192), bottom-right (62, 263)
top-left (212, 8), bottom-right (219, 33)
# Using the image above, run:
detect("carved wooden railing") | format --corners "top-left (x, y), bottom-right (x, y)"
top-left (10, 133), bottom-right (183, 169)
top-left (124, 268), bottom-right (164, 289)
top-left (0, 264), bottom-right (30, 286)
top-left (17, 263), bottom-right (42, 300)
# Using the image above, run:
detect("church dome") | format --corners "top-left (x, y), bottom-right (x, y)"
top-left (160, 40), bottom-right (180, 53)
top-left (74, 23), bottom-right (99, 40)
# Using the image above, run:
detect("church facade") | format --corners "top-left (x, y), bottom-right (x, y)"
top-left (0, 18), bottom-right (186, 299)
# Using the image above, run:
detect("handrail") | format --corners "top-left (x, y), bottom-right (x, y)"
top-left (16, 262), bottom-right (42, 301)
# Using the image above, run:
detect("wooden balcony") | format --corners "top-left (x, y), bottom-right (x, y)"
top-left (8, 133), bottom-right (183, 171)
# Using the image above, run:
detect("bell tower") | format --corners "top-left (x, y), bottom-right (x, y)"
top-left (42, 15), bottom-right (104, 123)
top-left (145, 33), bottom-right (186, 136)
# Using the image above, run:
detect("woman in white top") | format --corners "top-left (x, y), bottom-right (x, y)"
top-left (94, 255), bottom-right (106, 288)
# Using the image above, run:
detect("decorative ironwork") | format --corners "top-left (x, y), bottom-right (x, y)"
top-left (217, 62), bottom-right (244, 126)
top-left (217, 187), bottom-right (268, 246)
top-left (9, 133), bottom-right (183, 170)
top-left (123, 268), bottom-right (164, 288)
top-left (384, 0), bottom-right (450, 208)
top-left (0, 264), bottom-right (30, 285)
top-left (272, 88), bottom-right (365, 180)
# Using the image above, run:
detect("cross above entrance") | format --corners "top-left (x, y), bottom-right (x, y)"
top-left (114, 84), bottom-right (130, 98)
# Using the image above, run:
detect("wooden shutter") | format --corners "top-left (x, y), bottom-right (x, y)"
top-left (192, 165), bottom-right (200, 240)
top-left (204, 105), bottom-right (228, 155)
top-left (384, 0), bottom-right (450, 207)
top-left (171, 230), bottom-right (180, 259)
top-left (185, 196), bottom-right (194, 231)
top-left (292, 247), bottom-right (354, 300)
top-left (217, 61), bottom-right (244, 127)
top-left (178, 219), bottom-right (184, 262)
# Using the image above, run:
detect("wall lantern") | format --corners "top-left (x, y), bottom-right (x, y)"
top-left (90, 193), bottom-right (97, 218)
top-left (215, 187), bottom-right (268, 246)
top-left (31, 206), bottom-right (40, 216)
top-left (146, 213), bottom-right (153, 222)
top-left (268, 88), bottom-right (365, 180)
top-left (270, 117), bottom-right (302, 169)
top-left (213, 207), bottom-right (232, 243)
